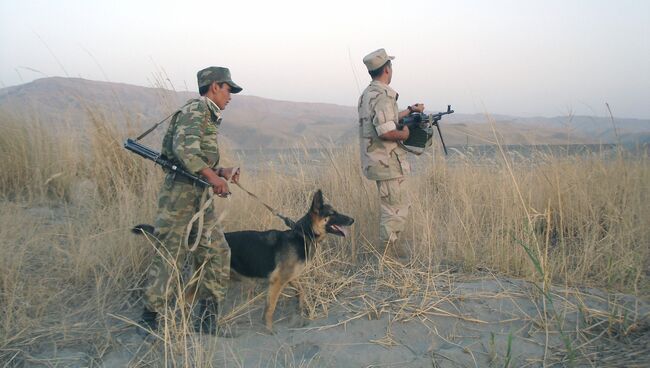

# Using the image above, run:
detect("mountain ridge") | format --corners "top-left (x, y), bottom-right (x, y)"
top-left (1, 77), bottom-right (647, 148)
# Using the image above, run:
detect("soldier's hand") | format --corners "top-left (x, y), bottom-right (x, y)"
top-left (210, 176), bottom-right (230, 197)
top-left (411, 103), bottom-right (425, 113)
top-left (401, 125), bottom-right (410, 140)
top-left (219, 167), bottom-right (240, 184)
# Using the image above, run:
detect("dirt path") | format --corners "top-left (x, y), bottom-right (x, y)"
top-left (88, 276), bottom-right (649, 367)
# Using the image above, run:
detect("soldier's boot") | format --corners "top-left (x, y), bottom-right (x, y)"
top-left (194, 298), bottom-right (219, 335)
top-left (137, 307), bottom-right (159, 336)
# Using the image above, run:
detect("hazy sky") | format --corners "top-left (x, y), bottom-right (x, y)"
top-left (1, 0), bottom-right (649, 118)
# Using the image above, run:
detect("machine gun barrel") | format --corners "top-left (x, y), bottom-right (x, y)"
top-left (123, 138), bottom-right (210, 188)
top-left (430, 105), bottom-right (454, 122)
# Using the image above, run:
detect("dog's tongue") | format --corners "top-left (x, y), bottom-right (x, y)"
top-left (332, 225), bottom-right (350, 237)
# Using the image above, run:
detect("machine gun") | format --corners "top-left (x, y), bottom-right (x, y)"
top-left (398, 105), bottom-right (454, 155)
top-left (123, 138), bottom-right (210, 188)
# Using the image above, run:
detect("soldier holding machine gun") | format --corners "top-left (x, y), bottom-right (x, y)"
top-left (358, 48), bottom-right (426, 259)
top-left (358, 48), bottom-right (454, 260)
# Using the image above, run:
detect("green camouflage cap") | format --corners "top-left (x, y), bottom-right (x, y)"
top-left (197, 66), bottom-right (243, 94)
top-left (363, 48), bottom-right (395, 72)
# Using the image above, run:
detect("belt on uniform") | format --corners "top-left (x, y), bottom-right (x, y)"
top-left (168, 172), bottom-right (201, 186)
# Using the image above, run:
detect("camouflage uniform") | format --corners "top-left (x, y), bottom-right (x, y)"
top-left (145, 96), bottom-right (230, 313)
top-left (358, 80), bottom-right (411, 246)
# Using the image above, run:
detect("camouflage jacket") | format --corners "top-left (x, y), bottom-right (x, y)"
top-left (358, 80), bottom-right (410, 181)
top-left (161, 97), bottom-right (222, 174)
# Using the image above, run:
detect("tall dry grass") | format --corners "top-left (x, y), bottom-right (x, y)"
top-left (0, 110), bottom-right (647, 365)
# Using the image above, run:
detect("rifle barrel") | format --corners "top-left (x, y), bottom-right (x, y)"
top-left (124, 139), bottom-right (210, 187)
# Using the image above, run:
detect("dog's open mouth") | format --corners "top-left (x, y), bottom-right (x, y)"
top-left (327, 224), bottom-right (350, 237)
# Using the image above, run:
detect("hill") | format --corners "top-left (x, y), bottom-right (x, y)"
top-left (1, 77), bottom-right (648, 148)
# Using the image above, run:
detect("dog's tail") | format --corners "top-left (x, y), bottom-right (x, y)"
top-left (132, 224), bottom-right (155, 236)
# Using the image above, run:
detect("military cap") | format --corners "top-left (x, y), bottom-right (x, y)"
top-left (363, 48), bottom-right (395, 72)
top-left (197, 66), bottom-right (243, 94)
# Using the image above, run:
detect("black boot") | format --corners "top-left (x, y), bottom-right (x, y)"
top-left (137, 307), bottom-right (159, 336)
top-left (194, 298), bottom-right (218, 335)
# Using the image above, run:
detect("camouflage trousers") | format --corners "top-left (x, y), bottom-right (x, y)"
top-left (144, 175), bottom-right (230, 314)
top-left (376, 177), bottom-right (410, 245)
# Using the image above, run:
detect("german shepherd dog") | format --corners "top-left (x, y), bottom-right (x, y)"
top-left (134, 189), bottom-right (354, 331)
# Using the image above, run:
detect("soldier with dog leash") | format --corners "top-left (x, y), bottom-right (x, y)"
top-left (136, 66), bottom-right (243, 336)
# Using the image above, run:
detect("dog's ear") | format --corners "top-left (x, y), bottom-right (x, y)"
top-left (310, 189), bottom-right (324, 213)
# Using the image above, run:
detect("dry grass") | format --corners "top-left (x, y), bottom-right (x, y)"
top-left (0, 111), bottom-right (648, 366)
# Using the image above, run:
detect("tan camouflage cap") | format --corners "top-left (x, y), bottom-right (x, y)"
top-left (363, 48), bottom-right (395, 72)
top-left (196, 66), bottom-right (243, 94)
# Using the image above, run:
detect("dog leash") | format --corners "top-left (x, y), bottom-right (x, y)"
top-left (184, 167), bottom-right (296, 251)
top-left (208, 166), bottom-right (297, 228)
top-left (184, 187), bottom-right (216, 252)
top-left (232, 182), bottom-right (296, 229)
top-left (183, 167), bottom-right (236, 252)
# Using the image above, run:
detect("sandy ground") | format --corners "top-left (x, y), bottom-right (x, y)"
top-left (22, 270), bottom-right (649, 368)
top-left (6, 205), bottom-right (649, 367)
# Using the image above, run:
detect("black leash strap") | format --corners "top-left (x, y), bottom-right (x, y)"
top-left (234, 182), bottom-right (296, 229)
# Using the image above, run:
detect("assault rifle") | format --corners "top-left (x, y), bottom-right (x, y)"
top-left (123, 138), bottom-right (210, 188)
top-left (398, 105), bottom-right (454, 155)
